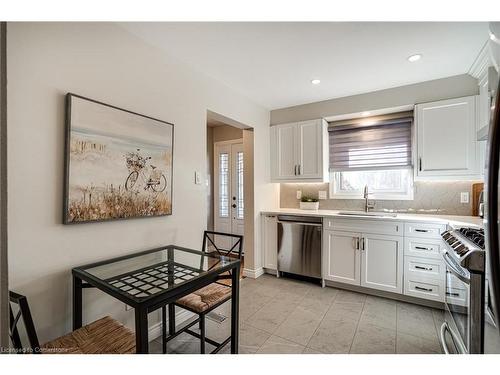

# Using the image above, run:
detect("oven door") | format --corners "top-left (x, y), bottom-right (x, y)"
top-left (442, 250), bottom-right (471, 353)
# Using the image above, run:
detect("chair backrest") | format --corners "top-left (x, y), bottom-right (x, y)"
top-left (202, 231), bottom-right (244, 260)
top-left (9, 291), bottom-right (40, 353)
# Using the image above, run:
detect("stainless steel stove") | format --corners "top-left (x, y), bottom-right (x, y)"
top-left (440, 227), bottom-right (485, 354)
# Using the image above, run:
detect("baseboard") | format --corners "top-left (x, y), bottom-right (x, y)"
top-left (242, 267), bottom-right (264, 279)
top-left (148, 309), bottom-right (195, 341)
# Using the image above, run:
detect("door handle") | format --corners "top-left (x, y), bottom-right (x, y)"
top-left (415, 229), bottom-right (429, 233)
top-left (360, 237), bottom-right (365, 251)
top-left (353, 237), bottom-right (359, 250)
top-left (415, 246), bottom-right (431, 251)
top-left (419, 157), bottom-right (422, 171)
top-left (294, 165), bottom-right (297, 175)
top-left (232, 204), bottom-right (237, 208)
top-left (298, 165), bottom-right (301, 175)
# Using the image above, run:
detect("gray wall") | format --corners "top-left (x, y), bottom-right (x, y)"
top-left (270, 74), bottom-right (479, 124)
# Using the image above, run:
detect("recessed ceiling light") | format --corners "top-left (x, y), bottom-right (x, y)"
top-left (311, 79), bottom-right (321, 85)
top-left (361, 111), bottom-right (371, 117)
top-left (407, 54), bottom-right (422, 62)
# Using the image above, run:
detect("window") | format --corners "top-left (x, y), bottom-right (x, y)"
top-left (328, 112), bottom-right (414, 200)
top-left (219, 153), bottom-right (229, 217)
top-left (236, 151), bottom-right (244, 219)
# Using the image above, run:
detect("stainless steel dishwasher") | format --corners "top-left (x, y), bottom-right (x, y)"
top-left (277, 215), bottom-right (322, 279)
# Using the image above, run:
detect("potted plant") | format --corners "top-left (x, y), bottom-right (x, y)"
top-left (299, 196), bottom-right (319, 210)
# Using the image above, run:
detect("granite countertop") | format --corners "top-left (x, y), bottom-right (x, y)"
top-left (261, 208), bottom-right (483, 228)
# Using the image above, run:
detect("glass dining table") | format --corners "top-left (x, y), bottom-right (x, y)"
top-left (71, 245), bottom-right (241, 354)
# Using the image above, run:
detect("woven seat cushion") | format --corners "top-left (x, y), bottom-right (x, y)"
top-left (176, 283), bottom-right (232, 313)
top-left (41, 316), bottom-right (136, 354)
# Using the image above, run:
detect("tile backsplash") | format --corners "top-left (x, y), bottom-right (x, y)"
top-left (280, 181), bottom-right (480, 216)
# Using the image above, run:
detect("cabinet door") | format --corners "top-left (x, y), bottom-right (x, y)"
top-left (296, 120), bottom-right (323, 179)
top-left (478, 73), bottom-right (490, 131)
top-left (360, 233), bottom-right (403, 293)
top-left (323, 230), bottom-right (361, 285)
top-left (416, 96), bottom-right (478, 178)
top-left (262, 215), bottom-right (277, 270)
top-left (271, 124), bottom-right (297, 180)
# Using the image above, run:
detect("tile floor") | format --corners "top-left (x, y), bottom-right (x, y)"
top-left (149, 274), bottom-right (444, 354)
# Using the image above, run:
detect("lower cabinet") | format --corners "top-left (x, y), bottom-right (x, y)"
top-left (262, 215), bottom-right (277, 270)
top-left (361, 234), bottom-right (403, 294)
top-left (323, 230), bottom-right (361, 285)
top-left (323, 230), bottom-right (403, 294)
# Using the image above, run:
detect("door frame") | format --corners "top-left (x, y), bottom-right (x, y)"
top-left (0, 21), bottom-right (8, 351)
top-left (213, 138), bottom-right (244, 241)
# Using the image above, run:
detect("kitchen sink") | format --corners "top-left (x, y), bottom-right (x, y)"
top-left (337, 211), bottom-right (398, 218)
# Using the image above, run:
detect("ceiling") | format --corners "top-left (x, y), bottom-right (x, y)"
top-left (121, 22), bottom-right (488, 110)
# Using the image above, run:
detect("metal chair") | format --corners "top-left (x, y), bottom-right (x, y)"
top-left (161, 231), bottom-right (243, 354)
top-left (8, 291), bottom-right (136, 354)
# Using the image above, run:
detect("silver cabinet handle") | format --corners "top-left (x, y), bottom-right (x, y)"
top-left (415, 246), bottom-right (431, 251)
top-left (298, 165), bottom-right (301, 175)
top-left (415, 265), bottom-right (433, 271)
top-left (415, 285), bottom-right (433, 292)
top-left (360, 237), bottom-right (365, 251)
top-left (294, 165), bottom-right (297, 175)
top-left (352, 237), bottom-right (359, 250)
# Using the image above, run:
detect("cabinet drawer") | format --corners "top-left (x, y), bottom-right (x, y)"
top-left (404, 237), bottom-right (445, 259)
top-left (405, 256), bottom-right (445, 279)
top-left (328, 218), bottom-right (402, 236)
top-left (404, 276), bottom-right (444, 302)
top-left (404, 222), bottom-right (446, 239)
top-left (446, 286), bottom-right (468, 307)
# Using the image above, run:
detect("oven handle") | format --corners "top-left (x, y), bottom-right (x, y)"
top-left (442, 251), bottom-right (470, 284)
top-left (440, 322), bottom-right (467, 354)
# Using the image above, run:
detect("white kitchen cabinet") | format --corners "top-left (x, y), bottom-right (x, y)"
top-left (262, 214), bottom-right (278, 270)
top-left (270, 119), bottom-right (328, 182)
top-left (415, 96), bottom-right (480, 179)
top-left (323, 225), bottom-right (403, 294)
top-left (323, 230), bottom-right (361, 285)
top-left (360, 233), bottom-right (403, 294)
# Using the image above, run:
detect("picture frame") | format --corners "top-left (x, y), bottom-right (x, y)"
top-left (63, 93), bottom-right (174, 224)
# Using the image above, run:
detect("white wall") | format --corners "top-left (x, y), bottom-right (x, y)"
top-left (7, 22), bottom-right (278, 343)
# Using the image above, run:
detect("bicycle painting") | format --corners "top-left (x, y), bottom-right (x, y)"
top-left (64, 94), bottom-right (173, 223)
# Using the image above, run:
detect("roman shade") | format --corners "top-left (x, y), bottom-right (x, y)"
top-left (328, 111), bottom-right (413, 172)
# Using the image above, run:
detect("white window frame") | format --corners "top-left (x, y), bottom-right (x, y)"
top-left (329, 169), bottom-right (414, 201)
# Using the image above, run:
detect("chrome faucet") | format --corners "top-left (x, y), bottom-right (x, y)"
top-left (363, 185), bottom-right (375, 212)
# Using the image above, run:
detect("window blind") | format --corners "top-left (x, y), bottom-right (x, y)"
top-left (328, 112), bottom-right (413, 172)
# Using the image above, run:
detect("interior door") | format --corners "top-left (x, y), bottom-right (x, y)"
top-left (360, 233), bottom-right (403, 293)
top-left (214, 141), bottom-right (244, 250)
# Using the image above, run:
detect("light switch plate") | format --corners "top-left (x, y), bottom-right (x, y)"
top-left (195, 171), bottom-right (201, 185)
top-left (318, 191), bottom-right (328, 200)
top-left (460, 192), bottom-right (470, 204)
top-left (296, 190), bottom-right (302, 200)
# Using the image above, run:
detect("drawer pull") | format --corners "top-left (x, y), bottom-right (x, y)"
top-left (446, 292), bottom-right (460, 297)
top-left (415, 286), bottom-right (433, 292)
top-left (415, 246), bottom-right (431, 251)
top-left (415, 265), bottom-right (433, 271)
top-left (415, 229), bottom-right (430, 233)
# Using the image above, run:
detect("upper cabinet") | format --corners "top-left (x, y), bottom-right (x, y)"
top-left (270, 119), bottom-right (328, 182)
top-left (415, 96), bottom-right (481, 180)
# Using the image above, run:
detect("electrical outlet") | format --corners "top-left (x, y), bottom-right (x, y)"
top-left (296, 190), bottom-right (302, 199)
top-left (318, 190), bottom-right (328, 200)
top-left (460, 192), bottom-right (470, 204)
top-left (194, 171), bottom-right (201, 185)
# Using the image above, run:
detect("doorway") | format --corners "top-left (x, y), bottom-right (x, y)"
top-left (213, 139), bottom-right (244, 249)
top-left (206, 111), bottom-right (254, 270)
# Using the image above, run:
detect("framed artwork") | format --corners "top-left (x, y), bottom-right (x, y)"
top-left (63, 93), bottom-right (174, 224)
